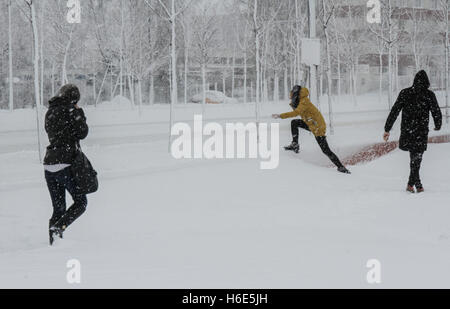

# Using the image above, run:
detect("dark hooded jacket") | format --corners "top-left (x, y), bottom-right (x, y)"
top-left (43, 84), bottom-right (89, 165)
top-left (384, 70), bottom-right (442, 153)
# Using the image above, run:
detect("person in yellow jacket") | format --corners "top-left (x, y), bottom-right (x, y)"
top-left (273, 85), bottom-right (350, 174)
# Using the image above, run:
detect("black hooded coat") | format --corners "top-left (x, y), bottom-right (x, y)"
top-left (43, 84), bottom-right (89, 165)
top-left (384, 70), bottom-right (442, 153)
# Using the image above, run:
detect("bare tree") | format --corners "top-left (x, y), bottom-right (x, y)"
top-left (435, 0), bottom-right (449, 123)
top-left (369, 0), bottom-right (401, 108)
top-left (23, 0), bottom-right (43, 162)
top-left (320, 0), bottom-right (335, 134)
top-left (192, 4), bottom-right (218, 115)
top-left (8, 0), bottom-right (14, 111)
top-left (144, 0), bottom-right (192, 150)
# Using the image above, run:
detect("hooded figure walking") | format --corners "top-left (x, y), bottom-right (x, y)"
top-left (383, 70), bottom-right (442, 193)
top-left (273, 85), bottom-right (350, 174)
top-left (44, 84), bottom-right (89, 245)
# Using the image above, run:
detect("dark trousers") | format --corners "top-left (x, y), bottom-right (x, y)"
top-left (291, 119), bottom-right (344, 169)
top-left (45, 167), bottom-right (87, 230)
top-left (409, 151), bottom-right (424, 188)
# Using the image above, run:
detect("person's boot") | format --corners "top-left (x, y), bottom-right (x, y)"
top-left (284, 142), bottom-right (300, 153)
top-left (337, 166), bottom-right (351, 174)
top-left (406, 185), bottom-right (415, 193)
top-left (49, 226), bottom-right (64, 246)
top-left (416, 186), bottom-right (425, 193)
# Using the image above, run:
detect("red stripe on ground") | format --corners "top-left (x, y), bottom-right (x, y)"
top-left (342, 134), bottom-right (450, 166)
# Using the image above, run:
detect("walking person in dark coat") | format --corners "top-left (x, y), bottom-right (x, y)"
top-left (44, 84), bottom-right (89, 245)
top-left (383, 70), bottom-right (442, 193)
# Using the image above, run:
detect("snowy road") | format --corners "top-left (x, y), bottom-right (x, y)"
top-left (0, 108), bottom-right (389, 155)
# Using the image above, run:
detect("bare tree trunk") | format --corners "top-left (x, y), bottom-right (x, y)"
top-left (244, 44), bottom-right (247, 104)
top-left (138, 35), bottom-right (143, 111)
top-left (388, 43), bottom-right (392, 108)
top-left (120, 0), bottom-right (124, 97)
top-left (128, 75), bottom-right (135, 109)
top-left (322, 0), bottom-right (334, 134)
top-left (253, 0), bottom-right (260, 124)
top-left (379, 42), bottom-right (383, 104)
top-left (349, 67), bottom-right (354, 103)
top-left (184, 43), bottom-right (189, 105)
top-left (202, 63), bottom-right (206, 115)
top-left (138, 78), bottom-right (143, 115)
top-left (168, 0), bottom-right (178, 151)
top-left (110, 66), bottom-right (114, 100)
top-left (95, 64), bottom-right (109, 107)
top-left (93, 70), bottom-right (96, 104)
top-left (40, 2), bottom-right (44, 107)
top-left (62, 30), bottom-right (73, 85)
top-left (352, 63), bottom-right (358, 106)
top-left (445, 0), bottom-right (449, 123)
top-left (222, 70), bottom-right (226, 95)
top-left (284, 67), bottom-right (289, 100)
top-left (232, 46), bottom-right (236, 98)
top-left (387, 0), bottom-right (393, 108)
top-left (295, 0), bottom-right (303, 84)
top-left (8, 0), bottom-right (14, 112)
top-left (51, 61), bottom-right (55, 96)
top-left (308, 0), bottom-right (318, 106)
top-left (332, 13), bottom-right (341, 104)
top-left (30, 1), bottom-right (43, 163)
top-left (412, 8), bottom-right (420, 72)
top-left (263, 78), bottom-right (269, 103)
top-left (395, 47), bottom-right (399, 94)
top-left (274, 72), bottom-right (279, 102)
top-left (149, 74), bottom-right (155, 105)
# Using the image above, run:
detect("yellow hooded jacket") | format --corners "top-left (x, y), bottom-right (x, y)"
top-left (280, 87), bottom-right (327, 137)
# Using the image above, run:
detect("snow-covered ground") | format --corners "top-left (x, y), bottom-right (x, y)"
top-left (1, 94), bottom-right (449, 288)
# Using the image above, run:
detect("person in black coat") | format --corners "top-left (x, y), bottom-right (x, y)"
top-left (44, 84), bottom-right (89, 244)
top-left (383, 70), bottom-right (442, 193)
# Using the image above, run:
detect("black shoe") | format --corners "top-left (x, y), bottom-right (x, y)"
top-left (49, 226), bottom-right (64, 246)
top-left (338, 166), bottom-right (351, 174)
top-left (284, 142), bottom-right (300, 153)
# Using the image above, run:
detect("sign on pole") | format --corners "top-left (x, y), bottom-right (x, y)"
top-left (300, 38), bottom-right (321, 66)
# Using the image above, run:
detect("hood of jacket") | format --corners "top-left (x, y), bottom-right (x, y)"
top-left (413, 70), bottom-right (431, 91)
top-left (49, 84), bottom-right (80, 107)
top-left (299, 87), bottom-right (310, 99)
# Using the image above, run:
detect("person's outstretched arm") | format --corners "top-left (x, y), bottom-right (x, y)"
top-left (430, 92), bottom-right (442, 131)
top-left (272, 103), bottom-right (301, 119)
top-left (384, 90), bottom-right (406, 141)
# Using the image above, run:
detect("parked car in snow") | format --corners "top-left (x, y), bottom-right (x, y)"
top-left (190, 91), bottom-right (238, 104)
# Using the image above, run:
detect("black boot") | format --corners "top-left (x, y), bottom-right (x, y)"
top-left (337, 166), bottom-right (351, 174)
top-left (284, 142), bottom-right (300, 153)
top-left (49, 226), bottom-right (64, 246)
